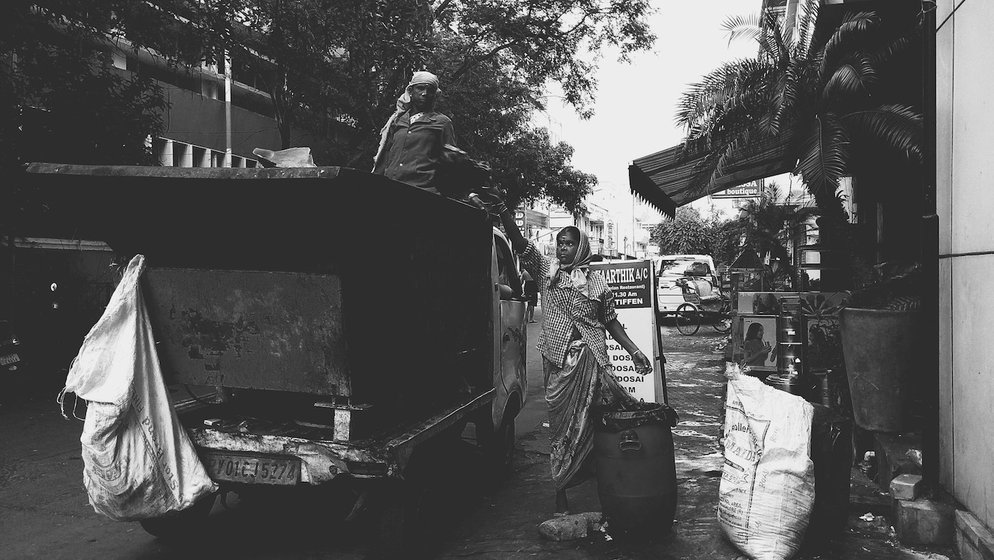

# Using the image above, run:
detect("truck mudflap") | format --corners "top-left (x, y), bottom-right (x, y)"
top-left (189, 389), bottom-right (495, 485)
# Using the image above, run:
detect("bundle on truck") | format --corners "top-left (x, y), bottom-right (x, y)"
top-left (26, 163), bottom-right (527, 540)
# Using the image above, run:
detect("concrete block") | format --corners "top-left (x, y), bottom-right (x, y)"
top-left (538, 512), bottom-right (603, 542)
top-left (893, 497), bottom-right (956, 546)
top-left (956, 510), bottom-right (994, 560)
top-left (890, 474), bottom-right (925, 501)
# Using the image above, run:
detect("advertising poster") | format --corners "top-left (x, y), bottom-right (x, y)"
top-left (591, 260), bottom-right (661, 403)
top-left (738, 315), bottom-right (778, 373)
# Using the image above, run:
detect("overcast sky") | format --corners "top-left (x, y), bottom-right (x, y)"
top-left (540, 1), bottom-right (761, 225)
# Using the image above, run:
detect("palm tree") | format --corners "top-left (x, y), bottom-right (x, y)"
top-left (676, 4), bottom-right (923, 221)
top-left (719, 182), bottom-right (819, 288)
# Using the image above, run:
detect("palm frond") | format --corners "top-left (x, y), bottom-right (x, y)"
top-left (675, 58), bottom-right (777, 132)
top-left (821, 11), bottom-right (878, 69)
top-left (795, 113), bottom-right (850, 197)
top-left (869, 36), bottom-right (912, 67)
top-left (758, 10), bottom-right (791, 69)
top-left (722, 13), bottom-right (762, 45)
top-left (795, 0), bottom-right (820, 58)
top-left (841, 104), bottom-right (923, 163)
top-left (822, 53), bottom-right (876, 103)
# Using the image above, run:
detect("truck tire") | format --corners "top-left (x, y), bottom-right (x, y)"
top-left (478, 403), bottom-right (517, 482)
top-left (369, 467), bottom-right (432, 559)
top-left (138, 492), bottom-right (217, 540)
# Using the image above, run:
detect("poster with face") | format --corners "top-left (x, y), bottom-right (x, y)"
top-left (805, 317), bottom-right (843, 373)
top-left (739, 316), bottom-right (778, 372)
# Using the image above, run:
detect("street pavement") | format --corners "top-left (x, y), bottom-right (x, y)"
top-left (0, 310), bottom-right (959, 559)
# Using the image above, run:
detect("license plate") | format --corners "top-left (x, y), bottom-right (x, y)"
top-left (205, 453), bottom-right (300, 485)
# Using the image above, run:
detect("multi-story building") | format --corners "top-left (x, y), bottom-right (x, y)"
top-left (106, 38), bottom-right (333, 169)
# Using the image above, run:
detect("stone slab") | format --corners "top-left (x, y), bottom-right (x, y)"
top-left (956, 509), bottom-right (994, 560)
top-left (891, 474), bottom-right (925, 501)
top-left (893, 496), bottom-right (956, 546)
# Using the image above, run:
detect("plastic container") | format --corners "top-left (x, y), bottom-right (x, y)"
top-left (594, 404), bottom-right (678, 537)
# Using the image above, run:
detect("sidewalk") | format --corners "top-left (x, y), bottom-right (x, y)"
top-left (438, 320), bottom-right (961, 559)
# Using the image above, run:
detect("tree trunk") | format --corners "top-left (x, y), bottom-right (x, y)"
top-left (271, 78), bottom-right (291, 150)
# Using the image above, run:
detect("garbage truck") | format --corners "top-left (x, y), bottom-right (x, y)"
top-left (24, 163), bottom-right (528, 543)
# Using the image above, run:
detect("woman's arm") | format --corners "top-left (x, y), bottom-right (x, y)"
top-left (605, 318), bottom-right (653, 375)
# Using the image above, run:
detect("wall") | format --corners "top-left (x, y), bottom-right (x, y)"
top-left (936, 0), bottom-right (994, 530)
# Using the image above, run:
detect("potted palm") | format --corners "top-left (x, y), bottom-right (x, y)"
top-left (676, 6), bottom-right (925, 431)
top-left (838, 259), bottom-right (921, 432)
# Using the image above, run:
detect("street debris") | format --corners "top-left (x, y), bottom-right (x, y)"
top-left (537, 511), bottom-right (603, 542)
top-left (860, 512), bottom-right (876, 522)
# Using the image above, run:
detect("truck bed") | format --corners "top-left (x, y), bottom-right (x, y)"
top-left (24, 163), bottom-right (497, 431)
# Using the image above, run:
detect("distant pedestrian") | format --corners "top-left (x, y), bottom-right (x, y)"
top-left (372, 71), bottom-right (456, 193)
top-left (521, 268), bottom-right (538, 322)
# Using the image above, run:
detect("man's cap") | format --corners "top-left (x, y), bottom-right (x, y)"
top-left (407, 71), bottom-right (440, 92)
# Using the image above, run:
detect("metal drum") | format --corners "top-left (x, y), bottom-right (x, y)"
top-left (594, 404), bottom-right (677, 537)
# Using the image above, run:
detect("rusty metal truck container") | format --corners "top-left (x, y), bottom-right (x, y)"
top-left (23, 163), bottom-right (528, 540)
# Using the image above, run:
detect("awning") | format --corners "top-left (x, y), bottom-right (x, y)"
top-left (629, 132), bottom-right (797, 217)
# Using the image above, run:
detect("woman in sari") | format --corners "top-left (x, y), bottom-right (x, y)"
top-left (474, 190), bottom-right (653, 514)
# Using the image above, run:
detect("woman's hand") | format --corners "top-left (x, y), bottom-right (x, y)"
top-left (631, 350), bottom-right (653, 375)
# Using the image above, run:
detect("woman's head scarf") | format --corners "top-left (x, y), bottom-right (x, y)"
top-left (551, 226), bottom-right (594, 297)
top-left (372, 71), bottom-right (442, 170)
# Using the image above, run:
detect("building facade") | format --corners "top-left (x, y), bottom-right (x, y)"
top-left (935, 0), bottom-right (994, 552)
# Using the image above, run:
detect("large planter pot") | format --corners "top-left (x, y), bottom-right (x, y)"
top-left (839, 308), bottom-right (919, 432)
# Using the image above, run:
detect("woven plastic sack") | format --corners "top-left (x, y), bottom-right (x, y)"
top-left (62, 255), bottom-right (217, 521)
top-left (718, 367), bottom-right (815, 560)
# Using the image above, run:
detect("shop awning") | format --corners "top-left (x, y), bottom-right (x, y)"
top-left (629, 132), bottom-right (797, 217)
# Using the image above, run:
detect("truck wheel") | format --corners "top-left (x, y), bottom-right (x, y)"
top-left (369, 473), bottom-right (431, 559)
top-left (478, 408), bottom-right (516, 482)
top-left (490, 415), bottom-right (515, 476)
top-left (138, 492), bottom-right (216, 540)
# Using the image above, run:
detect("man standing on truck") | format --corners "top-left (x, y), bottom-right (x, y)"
top-left (372, 71), bottom-right (456, 193)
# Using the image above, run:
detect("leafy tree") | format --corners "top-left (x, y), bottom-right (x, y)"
top-left (4, 0), bottom-right (654, 218)
top-left (650, 207), bottom-right (722, 257)
top-left (203, 0), bottom-right (653, 210)
top-left (1, 1), bottom-right (168, 169)
top-left (675, 5), bottom-right (922, 219)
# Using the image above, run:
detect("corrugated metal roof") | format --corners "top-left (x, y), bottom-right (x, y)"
top-left (629, 132), bottom-right (797, 217)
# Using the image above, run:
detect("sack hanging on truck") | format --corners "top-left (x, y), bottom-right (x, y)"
top-left (60, 255), bottom-right (217, 521)
top-left (718, 364), bottom-right (815, 560)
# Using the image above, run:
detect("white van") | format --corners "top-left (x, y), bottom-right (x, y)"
top-left (654, 255), bottom-right (719, 316)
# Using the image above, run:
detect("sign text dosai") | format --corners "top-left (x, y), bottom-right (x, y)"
top-left (591, 260), bottom-right (657, 403)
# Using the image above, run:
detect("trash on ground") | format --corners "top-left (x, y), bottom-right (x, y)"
top-left (537, 512), bottom-right (603, 542)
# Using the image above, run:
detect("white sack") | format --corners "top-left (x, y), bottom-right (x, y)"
top-left (718, 372), bottom-right (815, 560)
top-left (64, 255), bottom-right (217, 521)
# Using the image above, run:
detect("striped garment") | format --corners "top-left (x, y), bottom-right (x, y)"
top-left (518, 240), bottom-right (618, 370)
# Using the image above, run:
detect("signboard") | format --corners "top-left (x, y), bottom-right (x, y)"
top-left (711, 183), bottom-right (761, 199)
top-left (591, 260), bottom-right (662, 403)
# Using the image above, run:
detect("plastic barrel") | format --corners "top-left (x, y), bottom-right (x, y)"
top-left (594, 405), bottom-right (677, 537)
